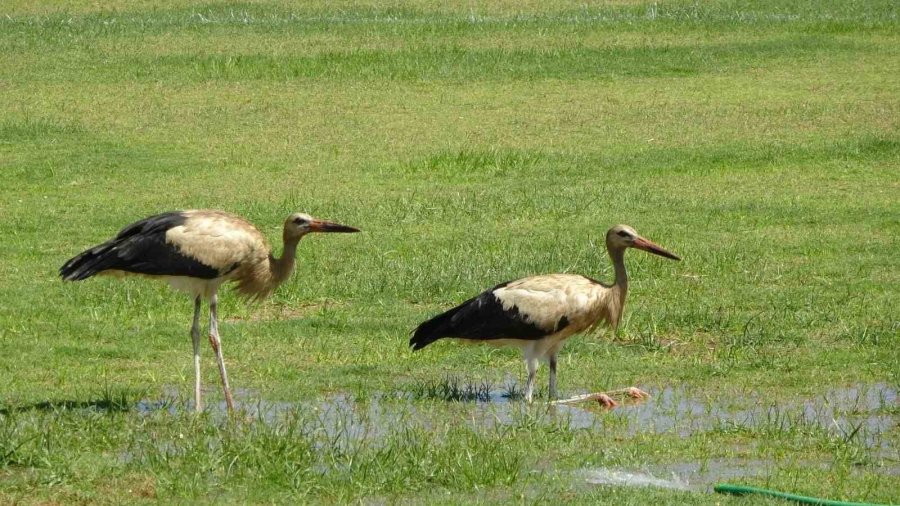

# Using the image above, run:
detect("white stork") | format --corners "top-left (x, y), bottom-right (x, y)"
top-left (410, 224), bottom-right (679, 406)
top-left (60, 210), bottom-right (359, 412)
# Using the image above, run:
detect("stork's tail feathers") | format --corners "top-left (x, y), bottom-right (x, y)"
top-left (59, 241), bottom-right (119, 281)
top-left (410, 305), bottom-right (463, 351)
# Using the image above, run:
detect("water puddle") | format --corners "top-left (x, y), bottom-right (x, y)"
top-left (135, 387), bottom-right (297, 422)
top-left (130, 383), bottom-right (898, 482)
top-left (136, 383), bottom-right (898, 452)
top-left (605, 383), bottom-right (897, 449)
top-left (434, 382), bottom-right (896, 450)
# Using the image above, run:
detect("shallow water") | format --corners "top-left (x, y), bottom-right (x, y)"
top-left (131, 383), bottom-right (898, 484)
top-left (136, 383), bottom-right (898, 451)
top-left (461, 383), bottom-right (896, 450)
top-left (605, 383), bottom-right (897, 449)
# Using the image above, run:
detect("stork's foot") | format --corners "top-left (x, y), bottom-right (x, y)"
top-left (592, 387), bottom-right (649, 407)
top-left (551, 392), bottom-right (619, 408)
top-left (551, 387), bottom-right (650, 408)
top-left (601, 386), bottom-right (651, 401)
top-left (624, 387), bottom-right (650, 400)
top-left (595, 393), bottom-right (619, 409)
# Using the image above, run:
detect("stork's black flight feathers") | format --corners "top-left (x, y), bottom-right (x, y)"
top-left (59, 212), bottom-right (220, 281)
top-left (410, 282), bottom-right (553, 351)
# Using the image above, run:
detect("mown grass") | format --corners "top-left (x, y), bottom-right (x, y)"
top-left (1, 0), bottom-right (898, 503)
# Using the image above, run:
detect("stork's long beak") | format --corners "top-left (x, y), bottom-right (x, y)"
top-left (633, 237), bottom-right (680, 261)
top-left (310, 219), bottom-right (360, 233)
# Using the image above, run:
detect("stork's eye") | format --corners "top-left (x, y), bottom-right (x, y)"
top-left (293, 217), bottom-right (308, 225)
top-left (617, 230), bottom-right (632, 239)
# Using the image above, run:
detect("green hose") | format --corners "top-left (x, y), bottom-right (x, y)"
top-left (714, 484), bottom-right (888, 506)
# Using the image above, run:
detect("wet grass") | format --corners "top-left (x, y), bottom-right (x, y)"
top-left (0, 385), bottom-right (896, 503)
top-left (1, 0), bottom-right (898, 503)
top-left (406, 375), bottom-right (494, 402)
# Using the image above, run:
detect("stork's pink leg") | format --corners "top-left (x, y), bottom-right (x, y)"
top-left (190, 296), bottom-right (203, 413)
top-left (208, 293), bottom-right (235, 412)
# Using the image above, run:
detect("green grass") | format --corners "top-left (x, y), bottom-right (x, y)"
top-left (1, 0), bottom-right (898, 503)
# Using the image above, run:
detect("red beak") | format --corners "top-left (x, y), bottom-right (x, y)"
top-left (309, 219), bottom-right (360, 233)
top-left (633, 237), bottom-right (680, 261)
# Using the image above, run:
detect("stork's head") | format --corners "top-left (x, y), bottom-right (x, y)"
top-left (283, 212), bottom-right (360, 240)
top-left (606, 224), bottom-right (680, 260)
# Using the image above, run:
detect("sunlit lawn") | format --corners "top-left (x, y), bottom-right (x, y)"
top-left (0, 0), bottom-right (897, 503)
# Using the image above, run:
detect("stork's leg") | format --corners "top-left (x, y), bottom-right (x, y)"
top-left (190, 295), bottom-right (203, 413)
top-left (207, 292), bottom-right (235, 412)
top-left (548, 352), bottom-right (559, 400)
top-left (524, 356), bottom-right (539, 403)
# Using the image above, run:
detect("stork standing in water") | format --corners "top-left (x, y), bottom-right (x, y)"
top-left (410, 225), bottom-right (679, 406)
top-left (60, 210), bottom-right (359, 412)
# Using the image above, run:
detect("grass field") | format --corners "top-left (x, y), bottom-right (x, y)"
top-left (1, 0), bottom-right (898, 503)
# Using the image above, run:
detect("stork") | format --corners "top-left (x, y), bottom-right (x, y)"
top-left (60, 210), bottom-right (359, 412)
top-left (410, 225), bottom-right (679, 406)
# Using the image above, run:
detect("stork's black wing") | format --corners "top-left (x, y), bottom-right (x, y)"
top-left (59, 212), bottom-right (220, 281)
top-left (410, 282), bottom-right (555, 350)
